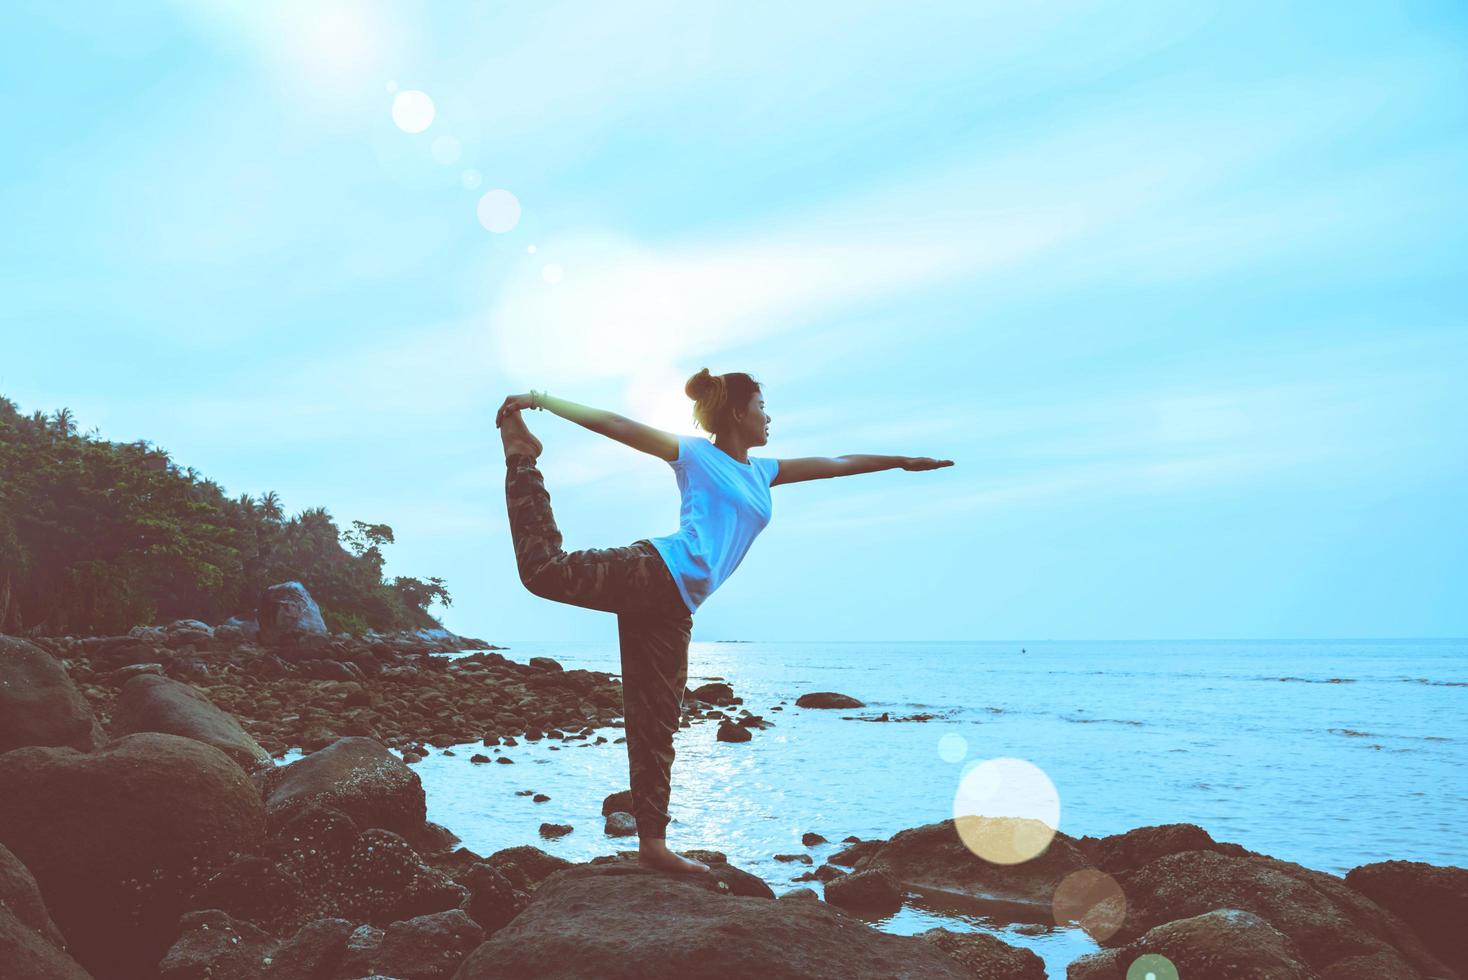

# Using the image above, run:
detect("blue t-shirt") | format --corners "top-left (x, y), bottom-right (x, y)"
top-left (646, 435), bottom-right (780, 614)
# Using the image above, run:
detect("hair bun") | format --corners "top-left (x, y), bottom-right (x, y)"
top-left (685, 367), bottom-right (719, 401)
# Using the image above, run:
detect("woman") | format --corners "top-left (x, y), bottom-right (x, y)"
top-left (495, 369), bottom-right (952, 874)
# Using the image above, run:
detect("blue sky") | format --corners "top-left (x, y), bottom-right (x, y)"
top-left (2, 1), bottom-right (1465, 641)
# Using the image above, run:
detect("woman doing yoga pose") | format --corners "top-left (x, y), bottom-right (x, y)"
top-left (495, 369), bottom-right (952, 875)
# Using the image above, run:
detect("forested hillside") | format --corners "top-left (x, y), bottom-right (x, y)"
top-left (0, 396), bottom-right (449, 635)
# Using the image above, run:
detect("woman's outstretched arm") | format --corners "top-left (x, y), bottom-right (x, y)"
top-left (495, 391), bottom-right (678, 462)
top-left (771, 454), bottom-right (954, 487)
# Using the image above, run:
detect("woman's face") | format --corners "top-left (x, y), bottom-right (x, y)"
top-left (734, 390), bottom-right (770, 446)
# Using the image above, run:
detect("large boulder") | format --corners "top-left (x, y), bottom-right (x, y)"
top-left (0, 733), bottom-right (266, 980)
top-left (257, 581), bottom-right (328, 645)
top-left (111, 673), bottom-right (273, 773)
top-left (916, 927), bottom-right (1047, 980)
top-left (260, 736), bottom-right (425, 836)
top-left (1075, 822), bottom-right (1250, 874)
top-left (794, 691), bottom-right (864, 709)
top-left (0, 635), bottom-right (107, 753)
top-left (1110, 848), bottom-right (1456, 979)
top-left (451, 862), bottom-right (976, 979)
top-left (1069, 908), bottom-right (1318, 979)
top-left (858, 817), bottom-right (1090, 908)
top-left (0, 841), bottom-right (92, 980)
top-left (1346, 859), bottom-right (1468, 978)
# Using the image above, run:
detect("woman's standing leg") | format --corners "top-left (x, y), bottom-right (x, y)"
top-left (617, 606), bottom-right (692, 841)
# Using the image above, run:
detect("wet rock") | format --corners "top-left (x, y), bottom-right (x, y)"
top-left (111, 672), bottom-right (273, 773)
top-left (1069, 908), bottom-right (1316, 979)
top-left (261, 917), bottom-right (354, 980)
top-left (0, 635), bottom-right (107, 752)
top-left (463, 862), bottom-right (531, 936)
top-left (780, 887), bottom-right (820, 902)
top-left (604, 811), bottom-right (638, 837)
top-left (690, 682), bottom-right (736, 705)
top-left (532, 793), bottom-right (550, 803)
top-left (1075, 822), bottom-right (1248, 874)
top-left (540, 823), bottom-right (573, 839)
top-left (361, 909), bottom-right (484, 980)
top-left (795, 691), bottom-right (865, 709)
top-left (452, 862), bottom-right (972, 979)
top-left (0, 732), bottom-right (266, 980)
top-left (774, 853), bottom-right (813, 864)
top-left (528, 657), bottom-right (563, 672)
top-left (261, 736), bottom-right (426, 837)
top-left (257, 581), bottom-right (328, 645)
top-left (828, 838), bottom-right (885, 868)
top-left (824, 867), bottom-right (902, 913)
top-left (480, 846), bottom-right (575, 894)
top-left (1346, 859), bottom-right (1468, 977)
top-left (917, 927), bottom-right (1047, 980)
top-left (717, 719), bottom-right (752, 742)
top-left (601, 789), bottom-right (634, 815)
top-left (802, 832), bottom-right (828, 846)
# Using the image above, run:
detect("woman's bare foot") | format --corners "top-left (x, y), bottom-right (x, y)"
top-left (637, 838), bottom-right (710, 874)
top-left (499, 409), bottom-right (543, 462)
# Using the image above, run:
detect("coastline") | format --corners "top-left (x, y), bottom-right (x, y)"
top-left (0, 622), bottom-right (1462, 979)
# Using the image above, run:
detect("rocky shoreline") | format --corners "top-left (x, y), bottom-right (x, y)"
top-left (1, 613), bottom-right (1464, 979)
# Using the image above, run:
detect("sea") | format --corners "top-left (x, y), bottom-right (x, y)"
top-left (284, 638), bottom-right (1467, 976)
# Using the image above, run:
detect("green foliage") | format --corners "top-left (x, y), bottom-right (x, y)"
top-left (0, 395), bottom-right (451, 635)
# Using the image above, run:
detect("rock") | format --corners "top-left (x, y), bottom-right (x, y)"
top-left (217, 615), bottom-right (260, 642)
top-left (1075, 822), bottom-right (1247, 874)
top-left (916, 927), bottom-right (1048, 980)
top-left (859, 818), bottom-right (1088, 908)
top-left (781, 887), bottom-right (819, 901)
top-left (828, 839), bottom-right (885, 867)
top-left (164, 619), bottom-right (215, 649)
top-left (0, 732), bottom-right (266, 980)
top-left (604, 811), bottom-right (638, 837)
top-left (717, 719), bottom-right (752, 742)
top-left (824, 867), bottom-right (902, 913)
top-left (802, 832), bottom-right (828, 846)
top-left (532, 793), bottom-right (550, 803)
top-left (1068, 908), bottom-right (1317, 980)
top-left (158, 909), bottom-right (276, 980)
top-left (795, 691), bottom-right (865, 709)
top-left (451, 862), bottom-right (972, 979)
top-left (774, 853), bottom-right (813, 864)
top-left (540, 823), bottom-right (573, 839)
top-left (601, 789), bottom-right (634, 816)
top-left (1111, 848), bottom-right (1455, 979)
top-left (0, 635), bottom-right (107, 752)
top-left (108, 662), bottom-right (166, 685)
top-left (261, 736), bottom-right (426, 836)
top-left (364, 909), bottom-right (484, 980)
top-left (1346, 859), bottom-right (1468, 977)
top-left (463, 862), bottom-right (531, 935)
top-left (480, 846), bottom-right (575, 894)
top-left (111, 672), bottom-right (274, 773)
top-left (261, 917), bottom-right (354, 980)
top-left (528, 657), bottom-right (563, 672)
top-left (0, 841), bottom-right (91, 979)
top-left (257, 581), bottom-right (328, 645)
top-left (690, 682), bottom-right (736, 705)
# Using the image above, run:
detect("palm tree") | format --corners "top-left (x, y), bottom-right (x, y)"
top-left (52, 408), bottom-right (76, 438)
top-left (260, 491), bottom-right (283, 523)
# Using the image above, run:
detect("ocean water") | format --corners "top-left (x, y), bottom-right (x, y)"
top-left (287, 638), bottom-right (1467, 976)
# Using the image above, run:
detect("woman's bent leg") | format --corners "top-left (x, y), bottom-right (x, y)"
top-left (617, 607), bottom-right (692, 841)
top-left (505, 455), bottom-right (687, 617)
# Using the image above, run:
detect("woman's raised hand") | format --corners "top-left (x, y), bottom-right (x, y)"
top-left (495, 393), bottom-right (536, 428)
top-left (900, 456), bottom-right (954, 471)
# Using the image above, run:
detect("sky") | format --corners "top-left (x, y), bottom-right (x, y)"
top-left (2, 1), bottom-right (1465, 642)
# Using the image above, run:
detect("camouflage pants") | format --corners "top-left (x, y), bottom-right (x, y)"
top-left (505, 453), bottom-right (692, 840)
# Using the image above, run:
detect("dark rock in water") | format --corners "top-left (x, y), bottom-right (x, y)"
top-left (495, 755), bottom-right (514, 764)
top-left (601, 788), bottom-right (634, 816)
top-left (917, 927), bottom-right (1048, 980)
top-left (112, 672), bottom-right (274, 773)
top-left (0, 635), bottom-right (107, 753)
top-left (795, 691), bottom-right (865, 709)
top-left (257, 581), bottom-right (328, 645)
top-left (0, 841), bottom-right (92, 979)
top-left (0, 732), bottom-right (266, 980)
top-left (540, 823), bottom-right (573, 839)
top-left (824, 867), bottom-right (903, 913)
top-left (802, 831), bottom-right (828, 846)
top-left (480, 845), bottom-right (575, 894)
top-left (1075, 821), bottom-right (1247, 874)
top-left (1110, 848), bottom-right (1458, 979)
top-left (1346, 859), bottom-right (1468, 977)
top-left (842, 835), bottom-right (861, 843)
top-left (717, 719), bottom-right (752, 742)
top-left (690, 681), bottom-right (736, 705)
top-left (532, 792), bottom-right (550, 803)
top-left (774, 853), bottom-right (813, 864)
top-left (528, 656), bottom-right (563, 672)
top-left (451, 862), bottom-right (974, 979)
top-left (470, 753), bottom-right (491, 764)
top-left (158, 909), bottom-right (275, 980)
top-left (605, 811), bottom-right (638, 836)
top-left (828, 838), bottom-right (885, 867)
top-left (260, 736), bottom-right (426, 837)
top-left (859, 818), bottom-right (1087, 908)
top-left (1068, 908), bottom-right (1317, 980)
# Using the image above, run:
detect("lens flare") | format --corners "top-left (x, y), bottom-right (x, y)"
top-left (461, 169), bottom-right (482, 190)
top-left (477, 189), bottom-right (522, 233)
top-left (391, 90), bottom-right (435, 134)
top-left (1126, 953), bottom-right (1178, 980)
top-left (951, 757), bottom-right (1059, 864)
top-left (937, 732), bottom-right (967, 763)
top-left (1052, 868), bottom-right (1127, 941)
